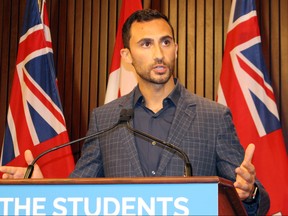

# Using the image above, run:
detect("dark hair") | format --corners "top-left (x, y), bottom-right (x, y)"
top-left (122, 9), bottom-right (175, 49)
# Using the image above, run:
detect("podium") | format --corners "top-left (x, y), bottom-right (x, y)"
top-left (0, 176), bottom-right (247, 215)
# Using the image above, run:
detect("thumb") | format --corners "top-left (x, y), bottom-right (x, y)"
top-left (24, 150), bottom-right (44, 178)
top-left (24, 150), bottom-right (35, 165)
top-left (244, 143), bottom-right (255, 163)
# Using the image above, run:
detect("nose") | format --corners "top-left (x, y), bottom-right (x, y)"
top-left (153, 44), bottom-right (164, 62)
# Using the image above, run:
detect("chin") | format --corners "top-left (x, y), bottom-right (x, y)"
top-left (151, 77), bottom-right (172, 85)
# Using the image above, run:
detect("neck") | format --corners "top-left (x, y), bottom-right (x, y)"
top-left (139, 77), bottom-right (175, 113)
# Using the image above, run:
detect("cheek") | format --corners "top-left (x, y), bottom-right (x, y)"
top-left (162, 52), bottom-right (176, 66)
top-left (132, 53), bottom-right (150, 67)
top-left (167, 48), bottom-right (177, 60)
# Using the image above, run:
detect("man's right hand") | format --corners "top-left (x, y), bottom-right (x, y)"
top-left (0, 150), bottom-right (43, 179)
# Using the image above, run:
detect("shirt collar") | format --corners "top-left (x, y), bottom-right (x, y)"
top-left (133, 78), bottom-right (181, 107)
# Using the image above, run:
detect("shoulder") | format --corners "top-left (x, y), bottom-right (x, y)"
top-left (89, 91), bottom-right (134, 130)
top-left (179, 84), bottom-right (230, 114)
top-left (94, 91), bottom-right (134, 113)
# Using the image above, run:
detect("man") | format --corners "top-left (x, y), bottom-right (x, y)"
top-left (0, 9), bottom-right (269, 215)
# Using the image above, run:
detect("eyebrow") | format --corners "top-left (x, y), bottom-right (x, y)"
top-left (160, 35), bottom-right (173, 41)
top-left (136, 35), bottom-right (174, 45)
top-left (137, 38), bottom-right (152, 45)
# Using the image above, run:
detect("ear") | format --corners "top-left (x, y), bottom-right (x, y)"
top-left (120, 48), bottom-right (132, 64)
top-left (175, 43), bottom-right (178, 59)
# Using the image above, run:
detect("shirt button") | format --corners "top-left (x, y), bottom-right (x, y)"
top-left (151, 171), bottom-right (156, 175)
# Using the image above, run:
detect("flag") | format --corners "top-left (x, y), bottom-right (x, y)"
top-left (0, 0), bottom-right (75, 178)
top-left (41, 0), bottom-right (53, 54)
top-left (217, 0), bottom-right (288, 214)
top-left (104, 0), bottom-right (142, 104)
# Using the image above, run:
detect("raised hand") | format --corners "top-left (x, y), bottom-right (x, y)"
top-left (234, 143), bottom-right (256, 200)
top-left (0, 150), bottom-right (43, 179)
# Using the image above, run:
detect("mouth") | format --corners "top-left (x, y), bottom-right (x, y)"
top-left (153, 64), bottom-right (167, 73)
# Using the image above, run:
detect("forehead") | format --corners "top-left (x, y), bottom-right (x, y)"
top-left (130, 19), bottom-right (173, 41)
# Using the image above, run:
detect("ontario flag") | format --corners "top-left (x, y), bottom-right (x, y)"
top-left (217, 0), bottom-right (288, 214)
top-left (104, 0), bottom-right (142, 104)
top-left (0, 0), bottom-right (75, 178)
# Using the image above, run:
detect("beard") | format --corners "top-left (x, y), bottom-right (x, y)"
top-left (132, 58), bottom-right (175, 85)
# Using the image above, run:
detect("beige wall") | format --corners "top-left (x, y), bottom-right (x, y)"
top-left (0, 0), bottom-right (287, 160)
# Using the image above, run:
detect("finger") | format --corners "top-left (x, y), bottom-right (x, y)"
top-left (234, 181), bottom-right (250, 191)
top-left (236, 166), bottom-right (255, 182)
top-left (234, 182), bottom-right (250, 200)
top-left (240, 160), bottom-right (256, 174)
top-left (244, 143), bottom-right (255, 163)
top-left (0, 166), bottom-right (16, 175)
top-left (235, 169), bottom-right (254, 187)
top-left (24, 150), bottom-right (44, 178)
top-left (2, 171), bottom-right (19, 179)
top-left (24, 150), bottom-right (34, 165)
top-left (2, 173), bottom-right (10, 179)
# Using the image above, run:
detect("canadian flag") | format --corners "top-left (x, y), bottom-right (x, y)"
top-left (104, 0), bottom-right (142, 104)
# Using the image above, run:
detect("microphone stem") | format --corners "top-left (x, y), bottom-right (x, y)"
top-left (23, 122), bottom-right (120, 178)
top-left (23, 165), bottom-right (34, 179)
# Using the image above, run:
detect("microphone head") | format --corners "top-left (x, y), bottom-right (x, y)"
top-left (126, 109), bottom-right (134, 118)
top-left (119, 109), bottom-right (134, 123)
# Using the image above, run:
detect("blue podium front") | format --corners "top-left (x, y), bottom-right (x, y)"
top-left (0, 176), bottom-right (246, 216)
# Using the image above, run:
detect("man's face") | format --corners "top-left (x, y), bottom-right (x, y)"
top-left (125, 18), bottom-right (178, 85)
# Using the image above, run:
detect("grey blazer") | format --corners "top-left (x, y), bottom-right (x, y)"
top-left (71, 82), bottom-right (270, 215)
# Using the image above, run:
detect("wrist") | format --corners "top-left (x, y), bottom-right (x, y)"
top-left (243, 184), bottom-right (258, 203)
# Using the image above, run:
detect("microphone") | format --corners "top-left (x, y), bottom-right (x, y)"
top-left (123, 109), bottom-right (193, 177)
top-left (24, 110), bottom-right (130, 179)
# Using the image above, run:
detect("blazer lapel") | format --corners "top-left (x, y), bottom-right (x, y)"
top-left (156, 95), bottom-right (197, 176)
top-left (120, 120), bottom-right (144, 176)
top-left (118, 93), bottom-right (144, 177)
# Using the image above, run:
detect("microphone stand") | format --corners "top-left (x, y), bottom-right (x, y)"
top-left (24, 109), bottom-right (193, 178)
top-left (125, 121), bottom-right (193, 177)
